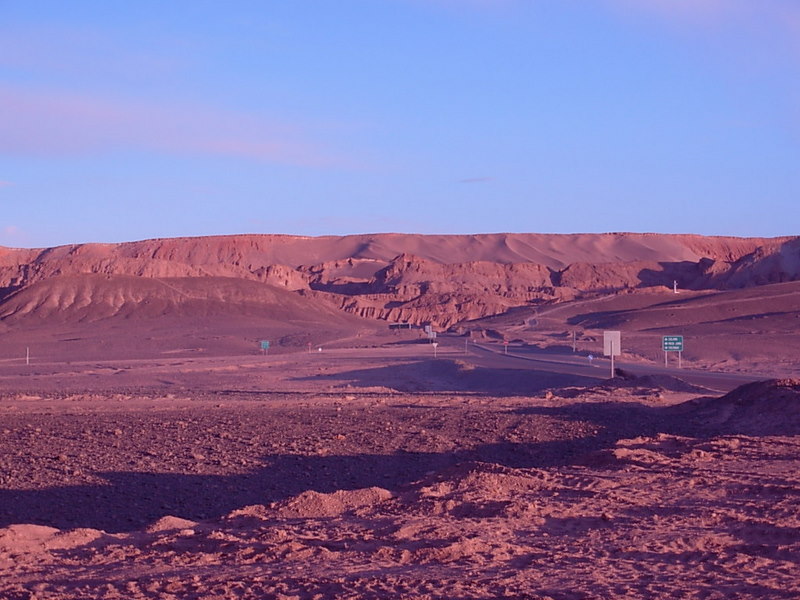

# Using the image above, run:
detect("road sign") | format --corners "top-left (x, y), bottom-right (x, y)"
top-left (260, 340), bottom-right (270, 350)
top-left (662, 336), bottom-right (684, 352)
top-left (603, 331), bottom-right (621, 378)
top-left (603, 331), bottom-right (621, 356)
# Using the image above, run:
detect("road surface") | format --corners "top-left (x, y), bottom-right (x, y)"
top-left (446, 336), bottom-right (763, 394)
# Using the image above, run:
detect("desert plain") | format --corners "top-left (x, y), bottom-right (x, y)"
top-left (1, 232), bottom-right (799, 599)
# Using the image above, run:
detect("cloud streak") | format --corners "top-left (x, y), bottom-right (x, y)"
top-left (0, 85), bottom-right (351, 168)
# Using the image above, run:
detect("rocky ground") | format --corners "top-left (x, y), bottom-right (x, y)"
top-left (1, 363), bottom-right (799, 599)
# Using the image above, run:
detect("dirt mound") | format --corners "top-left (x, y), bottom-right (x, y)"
top-left (689, 379), bottom-right (800, 435)
top-left (601, 372), bottom-right (713, 394)
top-left (226, 487), bottom-right (394, 520)
top-left (0, 524), bottom-right (104, 555)
top-left (144, 516), bottom-right (199, 533)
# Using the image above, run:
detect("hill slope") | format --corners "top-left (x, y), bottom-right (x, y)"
top-left (1, 232), bottom-right (798, 332)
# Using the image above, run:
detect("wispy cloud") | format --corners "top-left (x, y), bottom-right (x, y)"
top-left (0, 181), bottom-right (12, 187)
top-left (0, 84), bottom-right (353, 168)
top-left (459, 176), bottom-right (494, 184)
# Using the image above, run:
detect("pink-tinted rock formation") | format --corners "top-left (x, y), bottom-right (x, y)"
top-left (1, 233), bottom-right (798, 328)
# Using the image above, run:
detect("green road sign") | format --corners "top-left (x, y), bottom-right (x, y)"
top-left (260, 340), bottom-right (270, 350)
top-left (662, 336), bottom-right (683, 352)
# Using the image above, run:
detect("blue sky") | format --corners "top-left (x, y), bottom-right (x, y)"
top-left (1, 0), bottom-right (799, 247)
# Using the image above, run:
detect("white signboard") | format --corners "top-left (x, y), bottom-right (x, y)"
top-left (603, 331), bottom-right (621, 357)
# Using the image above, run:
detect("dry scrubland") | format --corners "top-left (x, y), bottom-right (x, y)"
top-left (1, 232), bottom-right (799, 599)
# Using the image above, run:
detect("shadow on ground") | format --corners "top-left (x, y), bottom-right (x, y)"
top-left (0, 399), bottom-right (715, 533)
top-left (292, 358), bottom-right (598, 396)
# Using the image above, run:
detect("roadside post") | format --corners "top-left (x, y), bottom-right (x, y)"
top-left (260, 340), bottom-right (270, 355)
top-left (432, 341), bottom-right (439, 358)
top-left (603, 331), bottom-right (621, 378)
top-left (662, 335), bottom-right (684, 368)
top-left (572, 331), bottom-right (577, 353)
top-left (503, 340), bottom-right (509, 355)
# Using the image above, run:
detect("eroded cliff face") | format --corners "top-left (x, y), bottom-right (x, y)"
top-left (1, 233), bottom-right (798, 329)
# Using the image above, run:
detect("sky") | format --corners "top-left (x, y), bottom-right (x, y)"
top-left (1, 0), bottom-right (799, 248)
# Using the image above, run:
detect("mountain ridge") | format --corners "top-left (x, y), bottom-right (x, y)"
top-left (1, 232), bottom-right (798, 329)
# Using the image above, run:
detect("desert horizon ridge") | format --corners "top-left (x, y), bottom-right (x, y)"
top-left (2, 230), bottom-right (800, 599)
top-left (1, 230), bottom-right (798, 370)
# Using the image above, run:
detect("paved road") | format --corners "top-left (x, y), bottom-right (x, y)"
top-left (443, 336), bottom-right (763, 394)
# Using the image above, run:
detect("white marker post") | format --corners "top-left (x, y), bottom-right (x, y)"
top-left (603, 331), bottom-right (621, 378)
top-left (26, 347), bottom-right (29, 366)
top-left (432, 341), bottom-right (439, 358)
top-left (503, 340), bottom-right (509, 355)
top-left (572, 330), bottom-right (577, 353)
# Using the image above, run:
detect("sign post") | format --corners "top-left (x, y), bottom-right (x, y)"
top-left (260, 340), bottom-right (270, 355)
top-left (662, 336), bottom-right (684, 368)
top-left (432, 341), bottom-right (439, 358)
top-left (503, 340), bottom-right (509, 355)
top-left (603, 331), bottom-right (621, 378)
